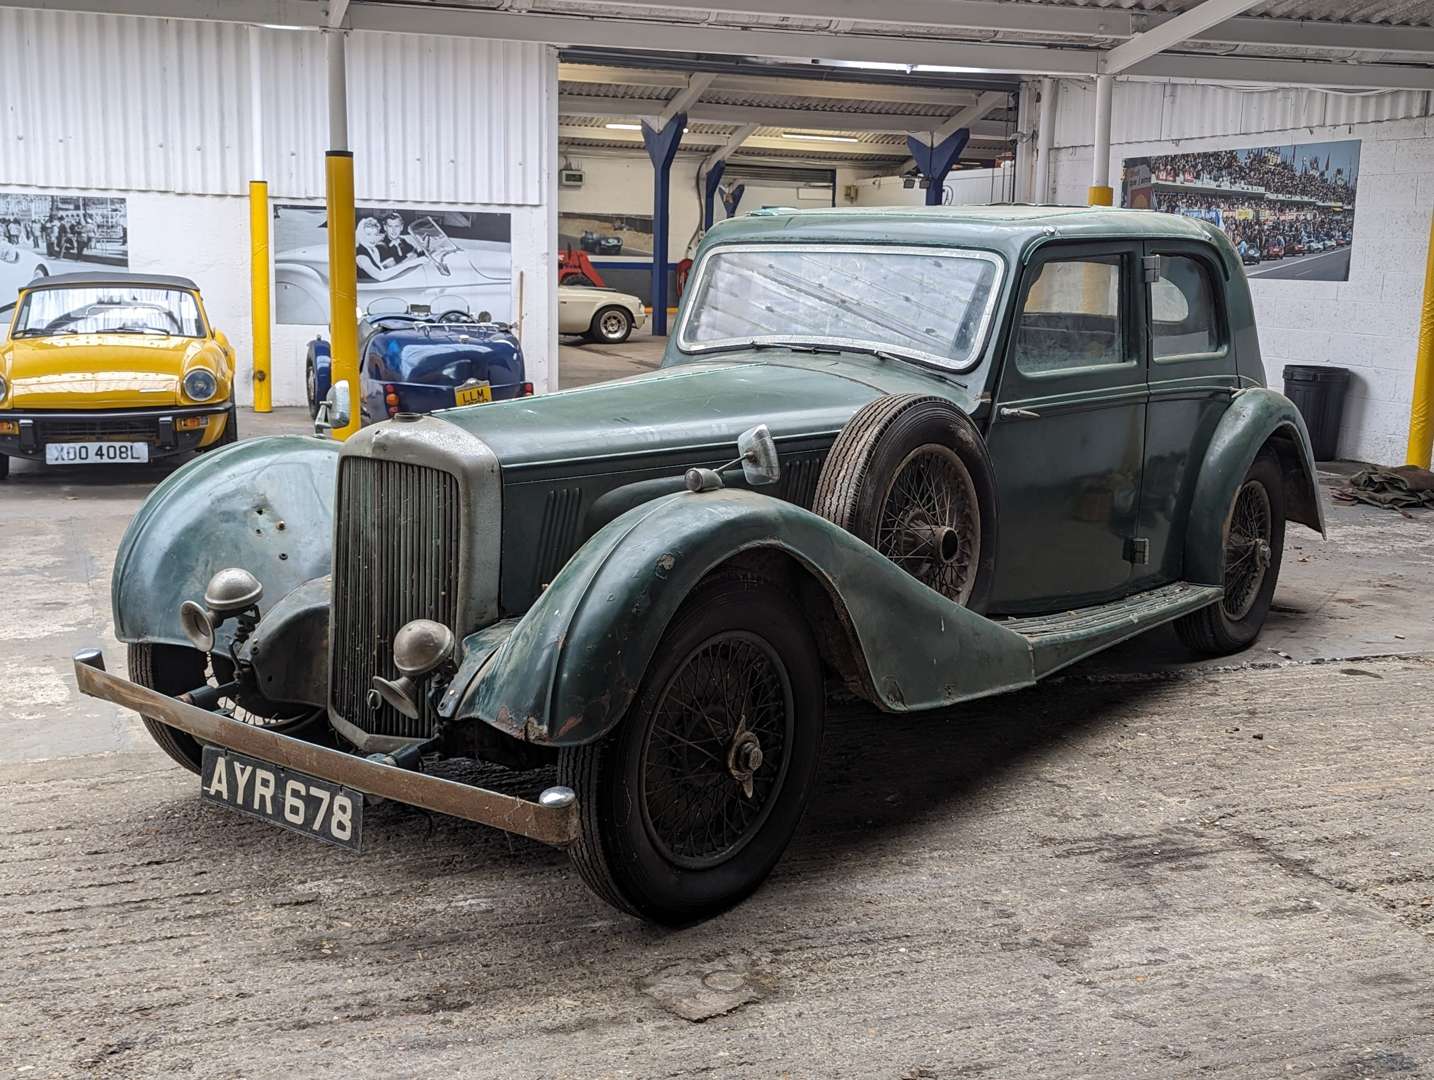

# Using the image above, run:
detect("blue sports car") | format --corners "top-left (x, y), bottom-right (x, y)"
top-left (306, 299), bottom-right (529, 425)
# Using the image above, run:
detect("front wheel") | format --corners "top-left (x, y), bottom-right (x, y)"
top-left (1175, 449), bottom-right (1286, 656)
top-left (587, 305), bottom-right (633, 344)
top-left (558, 577), bottom-right (825, 924)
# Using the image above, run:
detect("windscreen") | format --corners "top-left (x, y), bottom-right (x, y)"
top-left (678, 245), bottom-right (1002, 369)
top-left (14, 286), bottom-right (206, 338)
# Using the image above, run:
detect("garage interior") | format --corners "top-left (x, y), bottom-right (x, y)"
top-left (4, 1), bottom-right (1434, 1075)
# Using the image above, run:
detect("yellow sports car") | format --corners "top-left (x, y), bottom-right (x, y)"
top-left (0, 272), bottom-right (237, 479)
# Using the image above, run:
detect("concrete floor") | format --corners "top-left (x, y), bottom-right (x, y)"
top-left (3, 345), bottom-right (1433, 1077)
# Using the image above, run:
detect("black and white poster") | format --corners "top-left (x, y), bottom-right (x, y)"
top-left (1122, 139), bottom-right (1360, 281)
top-left (0, 194), bottom-right (128, 301)
top-left (558, 211), bottom-right (654, 259)
top-left (273, 204), bottom-right (512, 325)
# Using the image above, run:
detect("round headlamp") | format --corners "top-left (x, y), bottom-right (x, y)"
top-left (0, 373), bottom-right (8, 403)
top-left (183, 368), bottom-right (218, 402)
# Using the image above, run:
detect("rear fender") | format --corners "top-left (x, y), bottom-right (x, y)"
top-left (113, 435), bottom-right (339, 649)
top-left (452, 488), bottom-right (1035, 747)
top-left (1185, 387), bottom-right (1324, 586)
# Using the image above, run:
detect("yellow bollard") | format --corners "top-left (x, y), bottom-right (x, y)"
top-left (1407, 210), bottom-right (1434, 468)
top-left (325, 151), bottom-right (360, 441)
top-left (248, 180), bottom-right (272, 413)
top-left (1088, 186), bottom-right (1114, 207)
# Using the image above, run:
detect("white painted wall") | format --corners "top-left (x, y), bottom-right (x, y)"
top-left (0, 12), bottom-right (560, 407)
top-left (851, 165), bottom-right (1015, 207)
top-left (1046, 78), bottom-right (1434, 465)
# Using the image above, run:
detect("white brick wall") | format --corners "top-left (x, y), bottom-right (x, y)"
top-left (1048, 83), bottom-right (1434, 464)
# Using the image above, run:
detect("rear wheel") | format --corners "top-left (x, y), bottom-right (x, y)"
top-left (306, 362), bottom-right (319, 418)
top-left (558, 577), bottom-right (824, 924)
top-left (587, 305), bottom-right (633, 344)
top-left (1175, 450), bottom-right (1286, 656)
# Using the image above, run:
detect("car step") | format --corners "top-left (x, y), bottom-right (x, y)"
top-left (1000, 581), bottom-right (1224, 677)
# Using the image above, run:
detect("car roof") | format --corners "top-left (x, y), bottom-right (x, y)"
top-left (704, 204), bottom-right (1224, 255)
top-left (24, 271), bottom-right (201, 292)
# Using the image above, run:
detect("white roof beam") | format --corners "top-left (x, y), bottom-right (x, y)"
top-left (560, 65), bottom-right (983, 108)
top-left (926, 89), bottom-right (1009, 143)
top-left (657, 72), bottom-right (716, 126)
top-left (558, 95), bottom-right (1010, 139)
top-left (701, 123), bottom-right (760, 172)
top-left (558, 125), bottom-right (969, 158)
top-left (1100, 0), bottom-right (1262, 75)
top-left (323, 0), bottom-right (349, 29)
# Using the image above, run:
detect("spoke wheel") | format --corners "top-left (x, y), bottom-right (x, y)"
top-left (639, 631), bottom-right (794, 870)
top-left (558, 576), bottom-right (825, 925)
top-left (1221, 479), bottom-right (1272, 620)
top-left (874, 444), bottom-right (981, 605)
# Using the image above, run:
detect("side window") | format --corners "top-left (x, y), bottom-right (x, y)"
top-left (1013, 255), bottom-right (1126, 377)
top-left (1151, 255), bottom-right (1219, 360)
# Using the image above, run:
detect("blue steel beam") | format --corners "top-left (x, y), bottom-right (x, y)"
top-left (643, 114), bottom-right (686, 336)
top-left (907, 128), bottom-right (971, 206)
top-left (703, 160), bottom-right (726, 230)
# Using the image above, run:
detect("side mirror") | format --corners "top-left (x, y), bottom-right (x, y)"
top-left (314, 379), bottom-right (352, 437)
top-left (737, 424), bottom-right (780, 486)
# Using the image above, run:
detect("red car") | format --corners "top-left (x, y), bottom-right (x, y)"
top-left (1264, 238), bottom-right (1285, 259)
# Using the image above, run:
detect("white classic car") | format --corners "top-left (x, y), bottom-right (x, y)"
top-left (558, 283), bottom-right (647, 344)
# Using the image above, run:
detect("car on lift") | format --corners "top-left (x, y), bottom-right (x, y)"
top-left (78, 206), bottom-right (1323, 926)
top-left (0, 272), bottom-right (237, 480)
top-left (305, 298), bottom-right (530, 426)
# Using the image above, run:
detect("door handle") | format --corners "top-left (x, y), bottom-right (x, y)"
top-left (998, 406), bottom-right (1042, 420)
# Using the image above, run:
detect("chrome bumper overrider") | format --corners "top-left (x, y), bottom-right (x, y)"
top-left (72, 649), bottom-right (579, 847)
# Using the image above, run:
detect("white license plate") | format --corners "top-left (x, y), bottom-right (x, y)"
top-left (44, 441), bottom-right (150, 465)
top-left (201, 747), bottom-right (363, 851)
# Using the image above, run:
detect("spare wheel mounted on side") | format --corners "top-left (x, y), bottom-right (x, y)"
top-left (813, 394), bottom-right (997, 612)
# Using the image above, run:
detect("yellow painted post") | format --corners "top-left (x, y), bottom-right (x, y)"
top-left (1088, 186), bottom-right (1114, 206)
top-left (248, 180), bottom-right (272, 413)
top-left (325, 150), bottom-right (359, 441)
top-left (1407, 210), bottom-right (1434, 468)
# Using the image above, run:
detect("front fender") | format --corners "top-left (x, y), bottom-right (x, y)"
top-left (1185, 387), bottom-right (1325, 586)
top-left (113, 435), bottom-right (339, 648)
top-left (455, 488), bottom-right (1035, 747)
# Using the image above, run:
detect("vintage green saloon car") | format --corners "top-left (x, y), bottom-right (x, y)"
top-left (76, 206), bottom-right (1323, 924)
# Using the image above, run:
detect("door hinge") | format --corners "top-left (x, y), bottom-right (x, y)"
top-left (1125, 537), bottom-right (1151, 565)
top-left (1142, 255), bottom-right (1162, 284)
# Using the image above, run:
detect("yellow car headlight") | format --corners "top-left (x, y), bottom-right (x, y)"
top-left (183, 368), bottom-right (219, 402)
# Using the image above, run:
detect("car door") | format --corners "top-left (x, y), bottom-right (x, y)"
top-left (1134, 242), bottom-right (1239, 589)
top-left (558, 286), bottom-right (589, 334)
top-left (984, 242), bottom-right (1148, 615)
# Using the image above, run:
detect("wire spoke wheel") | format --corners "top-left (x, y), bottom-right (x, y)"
top-left (874, 444), bottom-right (981, 605)
top-left (638, 631), bottom-right (794, 870)
top-left (208, 654), bottom-right (318, 731)
top-left (1221, 478), bottom-right (1273, 621)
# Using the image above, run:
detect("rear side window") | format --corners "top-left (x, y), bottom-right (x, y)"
top-left (1013, 255), bottom-right (1126, 376)
top-left (1151, 256), bottom-right (1219, 360)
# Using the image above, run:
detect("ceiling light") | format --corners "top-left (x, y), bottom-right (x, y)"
top-left (605, 122), bottom-right (642, 131)
top-left (783, 132), bottom-right (860, 143)
top-left (257, 22), bottom-right (304, 30)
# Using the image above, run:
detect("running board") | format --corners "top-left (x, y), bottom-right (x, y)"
top-left (1001, 582), bottom-right (1224, 678)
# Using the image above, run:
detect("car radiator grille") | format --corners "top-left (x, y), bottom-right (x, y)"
top-left (40, 416), bottom-right (158, 440)
top-left (330, 457), bottom-right (462, 739)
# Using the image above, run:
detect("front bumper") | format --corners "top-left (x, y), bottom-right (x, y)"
top-left (632, 308), bottom-right (648, 329)
top-left (0, 403), bottom-right (231, 460)
top-left (73, 649), bottom-right (580, 847)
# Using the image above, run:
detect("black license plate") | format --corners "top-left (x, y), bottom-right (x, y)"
top-left (200, 747), bottom-right (363, 851)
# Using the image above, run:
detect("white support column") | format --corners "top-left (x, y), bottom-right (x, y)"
top-left (327, 28), bottom-right (349, 152)
top-left (1012, 81), bottom-right (1033, 203)
top-left (1089, 73), bottom-right (1113, 206)
top-left (1033, 77), bottom-right (1056, 205)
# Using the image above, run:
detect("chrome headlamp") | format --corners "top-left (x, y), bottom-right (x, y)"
top-left (183, 368), bottom-right (219, 402)
top-left (179, 567), bottom-right (263, 652)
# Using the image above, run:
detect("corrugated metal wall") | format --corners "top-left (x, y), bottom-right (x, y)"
top-left (0, 9), bottom-right (551, 206)
top-left (1053, 78), bottom-right (1431, 147)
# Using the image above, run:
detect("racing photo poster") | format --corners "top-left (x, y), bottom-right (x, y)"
top-left (1121, 139), bottom-right (1360, 281)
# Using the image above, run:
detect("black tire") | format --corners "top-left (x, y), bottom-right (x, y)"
top-left (587, 305), bottom-right (633, 345)
top-left (1175, 449), bottom-right (1286, 657)
top-left (814, 394), bottom-right (997, 612)
top-left (557, 576), bottom-right (825, 925)
top-left (560, 272), bottom-right (595, 287)
top-left (129, 643), bottom-right (208, 773)
top-left (305, 362), bottom-right (320, 419)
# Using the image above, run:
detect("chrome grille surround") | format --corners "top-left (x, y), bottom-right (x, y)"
top-left (329, 415), bottom-right (500, 749)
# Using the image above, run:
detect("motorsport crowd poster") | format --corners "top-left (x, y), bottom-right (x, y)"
top-left (1121, 139), bottom-right (1360, 281)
